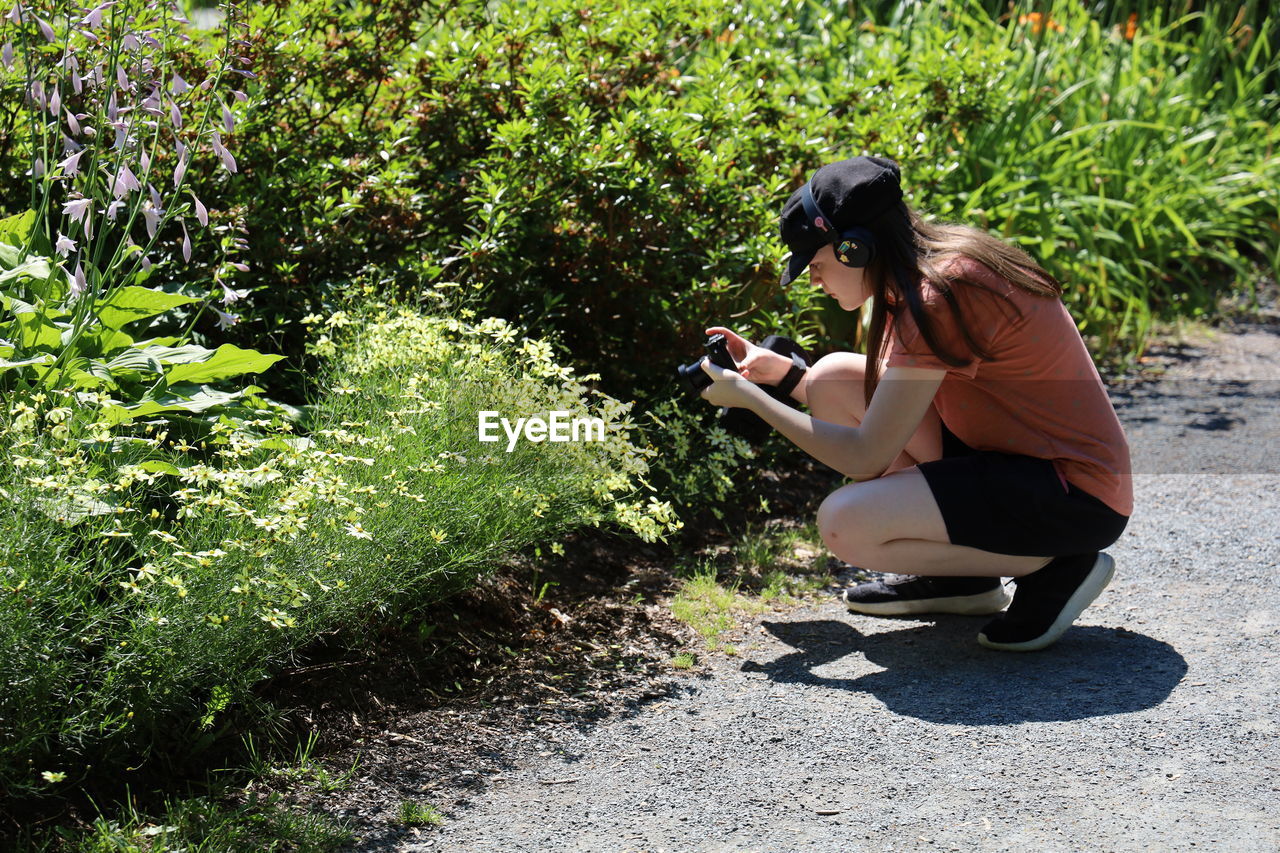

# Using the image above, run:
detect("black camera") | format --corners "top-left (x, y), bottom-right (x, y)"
top-left (676, 333), bottom-right (737, 394)
top-left (676, 333), bottom-right (811, 441)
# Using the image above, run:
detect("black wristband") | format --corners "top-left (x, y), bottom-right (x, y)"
top-left (775, 351), bottom-right (808, 397)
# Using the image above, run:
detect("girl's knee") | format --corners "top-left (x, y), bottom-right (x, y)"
top-left (817, 486), bottom-right (874, 563)
top-left (808, 351), bottom-right (867, 384)
top-left (807, 352), bottom-right (870, 425)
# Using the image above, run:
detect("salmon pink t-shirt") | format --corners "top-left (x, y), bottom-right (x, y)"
top-left (886, 257), bottom-right (1133, 517)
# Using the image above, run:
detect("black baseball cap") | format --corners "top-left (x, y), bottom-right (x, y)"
top-left (778, 156), bottom-right (903, 286)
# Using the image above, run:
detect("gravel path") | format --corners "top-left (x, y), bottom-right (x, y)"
top-left (397, 322), bottom-right (1280, 853)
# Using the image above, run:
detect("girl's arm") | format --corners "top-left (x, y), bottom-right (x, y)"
top-left (700, 361), bottom-right (945, 480)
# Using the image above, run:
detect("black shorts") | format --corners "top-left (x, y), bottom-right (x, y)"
top-left (917, 426), bottom-right (1129, 557)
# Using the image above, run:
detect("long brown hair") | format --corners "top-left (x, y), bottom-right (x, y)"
top-left (860, 202), bottom-right (1062, 406)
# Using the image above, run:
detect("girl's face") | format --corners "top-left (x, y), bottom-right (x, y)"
top-left (808, 244), bottom-right (870, 311)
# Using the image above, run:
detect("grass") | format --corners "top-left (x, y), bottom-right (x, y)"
top-left (670, 652), bottom-right (698, 669)
top-left (16, 792), bottom-right (353, 853)
top-left (937, 0), bottom-right (1280, 358)
top-left (669, 520), bottom-right (834, 653)
top-left (394, 800), bottom-right (445, 828)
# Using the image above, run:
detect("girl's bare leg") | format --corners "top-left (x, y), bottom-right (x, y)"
top-left (802, 352), bottom-right (942, 471)
top-left (803, 353), bottom-right (1051, 578)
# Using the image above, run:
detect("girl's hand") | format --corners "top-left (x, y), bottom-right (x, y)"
top-left (704, 326), bottom-right (792, 385)
top-left (698, 357), bottom-right (764, 410)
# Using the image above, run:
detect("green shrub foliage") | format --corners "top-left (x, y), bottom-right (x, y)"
top-left (0, 306), bottom-right (676, 796)
top-left (6, 0), bottom-right (1273, 397)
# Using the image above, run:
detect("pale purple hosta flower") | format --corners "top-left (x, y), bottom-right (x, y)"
top-left (62, 197), bottom-right (93, 223)
top-left (180, 221), bottom-right (191, 263)
top-left (105, 199), bottom-right (125, 221)
top-left (221, 103), bottom-right (234, 134)
top-left (173, 141), bottom-right (188, 188)
top-left (5, 5), bottom-right (19, 25)
top-left (28, 81), bottom-right (46, 110)
top-left (220, 282), bottom-right (249, 304)
top-left (121, 33), bottom-right (138, 51)
top-left (116, 65), bottom-right (130, 92)
top-left (30, 157), bottom-right (45, 177)
top-left (209, 131), bottom-right (237, 174)
top-left (55, 232), bottom-right (76, 257)
top-left (49, 86), bottom-right (61, 117)
top-left (170, 73), bottom-right (188, 96)
top-left (35, 14), bottom-right (54, 42)
top-left (71, 69), bottom-right (82, 94)
top-left (1, 42), bottom-right (12, 72)
top-left (139, 148), bottom-right (151, 175)
top-left (82, 3), bottom-right (107, 28)
top-left (213, 306), bottom-right (238, 330)
top-left (110, 164), bottom-right (140, 198)
top-left (58, 149), bottom-right (87, 177)
top-left (141, 89), bottom-right (162, 117)
top-left (192, 194), bottom-right (207, 227)
top-left (65, 108), bottom-right (81, 135)
top-left (142, 202), bottom-right (160, 239)
top-left (70, 263), bottom-right (87, 296)
top-left (232, 90), bottom-right (247, 104)
top-left (148, 184), bottom-right (161, 209)
top-left (169, 98), bottom-right (181, 129)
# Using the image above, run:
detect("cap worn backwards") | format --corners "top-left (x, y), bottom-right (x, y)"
top-left (778, 155), bottom-right (902, 287)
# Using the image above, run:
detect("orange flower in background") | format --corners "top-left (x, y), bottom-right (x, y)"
top-left (1124, 12), bottom-right (1139, 40)
top-left (1019, 12), bottom-right (1064, 35)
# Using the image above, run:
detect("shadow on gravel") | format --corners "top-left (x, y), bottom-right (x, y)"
top-left (1111, 378), bottom-right (1279, 473)
top-left (743, 618), bottom-right (1187, 724)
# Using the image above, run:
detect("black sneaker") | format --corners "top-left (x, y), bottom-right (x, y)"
top-left (977, 553), bottom-right (1115, 652)
top-left (842, 575), bottom-right (1011, 616)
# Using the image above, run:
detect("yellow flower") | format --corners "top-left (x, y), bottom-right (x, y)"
top-left (344, 521), bottom-right (373, 540)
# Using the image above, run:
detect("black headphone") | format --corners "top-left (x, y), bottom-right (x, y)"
top-left (801, 180), bottom-right (876, 268)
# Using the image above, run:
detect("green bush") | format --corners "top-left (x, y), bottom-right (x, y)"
top-left (0, 307), bottom-right (675, 797)
top-left (9, 0), bottom-right (1271, 400)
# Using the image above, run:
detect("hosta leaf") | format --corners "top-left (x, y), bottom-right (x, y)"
top-left (15, 311), bottom-right (62, 349)
top-left (0, 256), bottom-right (53, 286)
top-left (164, 344), bottom-right (283, 384)
top-left (100, 383), bottom-right (256, 425)
top-left (106, 348), bottom-right (165, 375)
top-left (0, 353), bottom-right (55, 375)
top-left (137, 343), bottom-right (217, 364)
top-left (84, 327), bottom-right (136, 357)
top-left (96, 286), bottom-right (200, 330)
top-left (138, 460), bottom-right (182, 476)
top-left (0, 209), bottom-right (36, 248)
